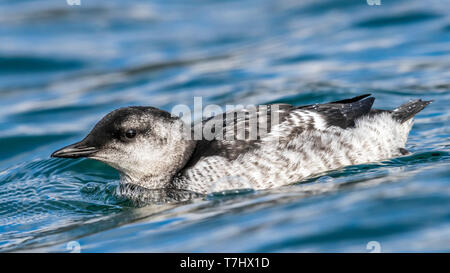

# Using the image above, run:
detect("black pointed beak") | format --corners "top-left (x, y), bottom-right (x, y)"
top-left (51, 141), bottom-right (98, 159)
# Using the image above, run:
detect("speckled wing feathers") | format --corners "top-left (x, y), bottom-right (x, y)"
top-left (298, 95), bottom-right (375, 129)
top-left (184, 95), bottom-right (376, 165)
top-left (185, 104), bottom-right (294, 166)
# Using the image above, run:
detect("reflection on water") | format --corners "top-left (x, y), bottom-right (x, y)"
top-left (0, 0), bottom-right (449, 252)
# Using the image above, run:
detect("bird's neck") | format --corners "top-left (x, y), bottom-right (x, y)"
top-left (120, 139), bottom-right (198, 190)
top-left (120, 172), bottom-right (174, 189)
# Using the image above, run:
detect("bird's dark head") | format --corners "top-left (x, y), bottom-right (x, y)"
top-left (51, 106), bottom-right (195, 189)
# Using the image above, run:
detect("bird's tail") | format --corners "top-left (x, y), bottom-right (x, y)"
top-left (392, 99), bottom-right (433, 123)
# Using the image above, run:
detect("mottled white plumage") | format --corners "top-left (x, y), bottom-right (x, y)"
top-left (175, 110), bottom-right (413, 193)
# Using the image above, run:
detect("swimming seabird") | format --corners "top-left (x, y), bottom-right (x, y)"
top-left (51, 94), bottom-right (431, 194)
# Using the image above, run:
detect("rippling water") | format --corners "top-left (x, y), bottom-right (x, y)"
top-left (0, 0), bottom-right (449, 252)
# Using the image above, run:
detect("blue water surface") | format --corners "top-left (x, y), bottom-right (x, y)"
top-left (0, 0), bottom-right (449, 252)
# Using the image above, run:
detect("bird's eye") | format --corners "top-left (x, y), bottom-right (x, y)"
top-left (125, 129), bottom-right (137, 139)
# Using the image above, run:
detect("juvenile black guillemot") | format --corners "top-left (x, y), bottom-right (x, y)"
top-left (51, 94), bottom-right (431, 194)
